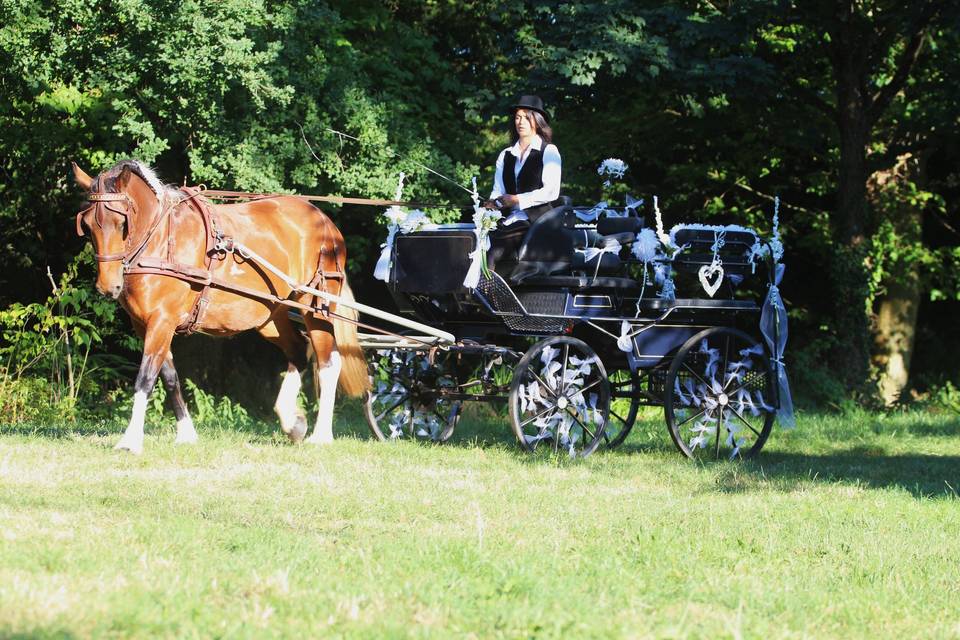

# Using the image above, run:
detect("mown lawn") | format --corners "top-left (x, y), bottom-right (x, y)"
top-left (1, 404), bottom-right (958, 639)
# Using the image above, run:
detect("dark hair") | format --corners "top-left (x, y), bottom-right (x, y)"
top-left (510, 109), bottom-right (553, 144)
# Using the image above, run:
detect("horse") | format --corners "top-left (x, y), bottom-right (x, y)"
top-left (71, 159), bottom-right (369, 453)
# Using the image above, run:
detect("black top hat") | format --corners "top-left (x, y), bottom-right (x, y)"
top-left (512, 95), bottom-right (549, 121)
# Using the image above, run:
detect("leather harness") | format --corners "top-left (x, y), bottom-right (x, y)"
top-left (77, 185), bottom-right (343, 334)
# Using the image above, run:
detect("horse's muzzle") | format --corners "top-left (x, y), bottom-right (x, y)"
top-left (97, 282), bottom-right (123, 299)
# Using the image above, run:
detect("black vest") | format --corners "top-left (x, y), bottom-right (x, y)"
top-left (502, 147), bottom-right (544, 196)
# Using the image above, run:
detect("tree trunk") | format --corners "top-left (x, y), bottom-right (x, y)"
top-left (869, 153), bottom-right (926, 405)
top-left (830, 16), bottom-right (874, 394)
top-left (874, 271), bottom-right (920, 404)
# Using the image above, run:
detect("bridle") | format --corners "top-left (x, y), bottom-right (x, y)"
top-left (76, 180), bottom-right (193, 267)
top-left (76, 189), bottom-right (141, 263)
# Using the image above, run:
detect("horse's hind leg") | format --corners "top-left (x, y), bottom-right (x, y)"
top-left (304, 317), bottom-right (340, 445)
top-left (160, 354), bottom-right (197, 444)
top-left (259, 316), bottom-right (309, 443)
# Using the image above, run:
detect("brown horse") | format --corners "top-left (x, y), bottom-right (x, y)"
top-left (72, 159), bottom-right (369, 453)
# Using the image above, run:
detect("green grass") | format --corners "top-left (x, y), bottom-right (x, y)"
top-left (1, 404), bottom-right (958, 639)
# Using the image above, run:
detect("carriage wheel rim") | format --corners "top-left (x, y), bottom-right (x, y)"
top-left (664, 327), bottom-right (775, 460)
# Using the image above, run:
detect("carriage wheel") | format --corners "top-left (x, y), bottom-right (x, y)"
top-left (603, 369), bottom-right (641, 449)
top-left (509, 336), bottom-right (610, 457)
top-left (365, 349), bottom-right (462, 442)
top-left (664, 327), bottom-right (775, 460)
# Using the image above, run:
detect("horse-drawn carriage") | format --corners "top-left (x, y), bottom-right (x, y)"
top-left (72, 159), bottom-right (790, 458)
top-left (362, 195), bottom-right (793, 459)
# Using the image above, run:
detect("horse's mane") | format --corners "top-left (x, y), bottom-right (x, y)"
top-left (102, 160), bottom-right (182, 202)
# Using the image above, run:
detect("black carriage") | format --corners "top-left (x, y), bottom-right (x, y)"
top-left (362, 197), bottom-right (786, 459)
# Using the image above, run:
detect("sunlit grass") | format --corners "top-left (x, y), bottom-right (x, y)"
top-left (1, 405), bottom-right (958, 638)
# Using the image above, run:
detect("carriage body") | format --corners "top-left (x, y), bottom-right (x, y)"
top-left (366, 201), bottom-right (783, 459)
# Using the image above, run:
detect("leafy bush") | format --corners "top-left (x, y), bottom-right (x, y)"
top-left (183, 379), bottom-right (257, 430)
top-left (0, 253), bottom-right (137, 423)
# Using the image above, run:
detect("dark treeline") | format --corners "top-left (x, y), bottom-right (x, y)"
top-left (1, 0), bottom-right (957, 410)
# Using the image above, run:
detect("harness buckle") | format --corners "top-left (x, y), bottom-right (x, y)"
top-left (212, 233), bottom-right (235, 256)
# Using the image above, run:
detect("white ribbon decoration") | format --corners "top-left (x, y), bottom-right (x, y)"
top-left (463, 177), bottom-right (500, 289)
top-left (575, 239), bottom-right (622, 283)
top-left (373, 173), bottom-right (407, 282)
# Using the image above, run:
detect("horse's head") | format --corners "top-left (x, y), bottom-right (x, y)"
top-left (72, 160), bottom-right (166, 299)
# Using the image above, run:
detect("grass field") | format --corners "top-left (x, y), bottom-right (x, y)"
top-left (1, 403), bottom-right (958, 638)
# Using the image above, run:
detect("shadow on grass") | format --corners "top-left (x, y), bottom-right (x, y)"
top-left (742, 449), bottom-right (960, 499)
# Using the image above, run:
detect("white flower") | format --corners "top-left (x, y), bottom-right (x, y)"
top-left (597, 158), bottom-right (628, 179)
top-left (399, 209), bottom-right (430, 233)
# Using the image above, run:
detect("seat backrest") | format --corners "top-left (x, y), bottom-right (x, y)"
top-left (509, 202), bottom-right (575, 283)
top-left (671, 227), bottom-right (759, 275)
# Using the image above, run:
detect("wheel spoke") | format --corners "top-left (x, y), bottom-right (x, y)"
top-left (721, 335), bottom-right (731, 391)
top-left (374, 395), bottom-right (408, 422)
top-left (728, 405), bottom-right (763, 438)
top-left (674, 406), bottom-right (707, 429)
top-left (573, 377), bottom-right (604, 398)
top-left (530, 430), bottom-right (546, 452)
top-left (559, 343), bottom-right (570, 397)
top-left (528, 369), bottom-right (559, 399)
top-left (715, 401), bottom-right (724, 459)
top-left (565, 407), bottom-right (597, 444)
top-left (716, 340), bottom-right (729, 460)
top-left (681, 362), bottom-right (713, 390)
top-left (519, 403), bottom-right (560, 429)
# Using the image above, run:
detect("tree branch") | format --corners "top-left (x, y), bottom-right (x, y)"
top-left (732, 180), bottom-right (819, 216)
top-left (867, 4), bottom-right (939, 124)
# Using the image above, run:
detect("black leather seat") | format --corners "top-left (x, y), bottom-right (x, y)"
top-left (507, 197), bottom-right (575, 283)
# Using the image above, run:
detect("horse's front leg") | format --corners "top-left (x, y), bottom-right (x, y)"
top-left (160, 354), bottom-right (197, 445)
top-left (115, 319), bottom-right (177, 454)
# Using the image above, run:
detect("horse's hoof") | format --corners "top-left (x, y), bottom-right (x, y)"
top-left (174, 418), bottom-right (198, 444)
top-left (286, 416), bottom-right (308, 443)
top-left (305, 435), bottom-right (334, 445)
top-left (114, 440), bottom-right (143, 455)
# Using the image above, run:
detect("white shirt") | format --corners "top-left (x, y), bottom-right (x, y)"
top-left (489, 135), bottom-right (562, 225)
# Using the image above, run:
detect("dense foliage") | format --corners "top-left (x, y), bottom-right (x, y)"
top-left (1, 0), bottom-right (957, 413)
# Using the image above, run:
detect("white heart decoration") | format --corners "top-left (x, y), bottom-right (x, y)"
top-left (698, 263), bottom-right (724, 297)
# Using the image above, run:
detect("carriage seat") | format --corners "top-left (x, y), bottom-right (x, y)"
top-left (508, 197), bottom-right (575, 283)
top-left (670, 227), bottom-right (760, 277)
top-left (508, 203), bottom-right (646, 284)
top-left (566, 217), bottom-right (645, 279)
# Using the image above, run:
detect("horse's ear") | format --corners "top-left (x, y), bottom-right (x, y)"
top-left (115, 165), bottom-right (133, 190)
top-left (71, 162), bottom-right (93, 190)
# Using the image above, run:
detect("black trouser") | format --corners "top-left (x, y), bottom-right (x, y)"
top-left (486, 221), bottom-right (530, 273)
top-left (485, 203), bottom-right (553, 273)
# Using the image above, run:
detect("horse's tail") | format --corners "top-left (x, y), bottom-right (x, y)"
top-left (331, 277), bottom-right (370, 397)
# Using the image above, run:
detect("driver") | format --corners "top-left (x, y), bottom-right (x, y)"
top-left (484, 94), bottom-right (561, 221)
top-left (483, 94), bottom-right (562, 270)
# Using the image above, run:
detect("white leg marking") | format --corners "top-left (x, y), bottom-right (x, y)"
top-left (274, 369), bottom-right (306, 441)
top-left (115, 391), bottom-right (147, 454)
top-left (174, 415), bottom-right (198, 444)
top-left (307, 351), bottom-right (341, 445)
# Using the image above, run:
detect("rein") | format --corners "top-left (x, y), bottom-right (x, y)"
top-left (200, 188), bottom-right (462, 210)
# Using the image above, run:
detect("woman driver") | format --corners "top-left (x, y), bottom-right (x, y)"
top-left (484, 95), bottom-right (562, 270)
top-left (484, 94), bottom-right (562, 222)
